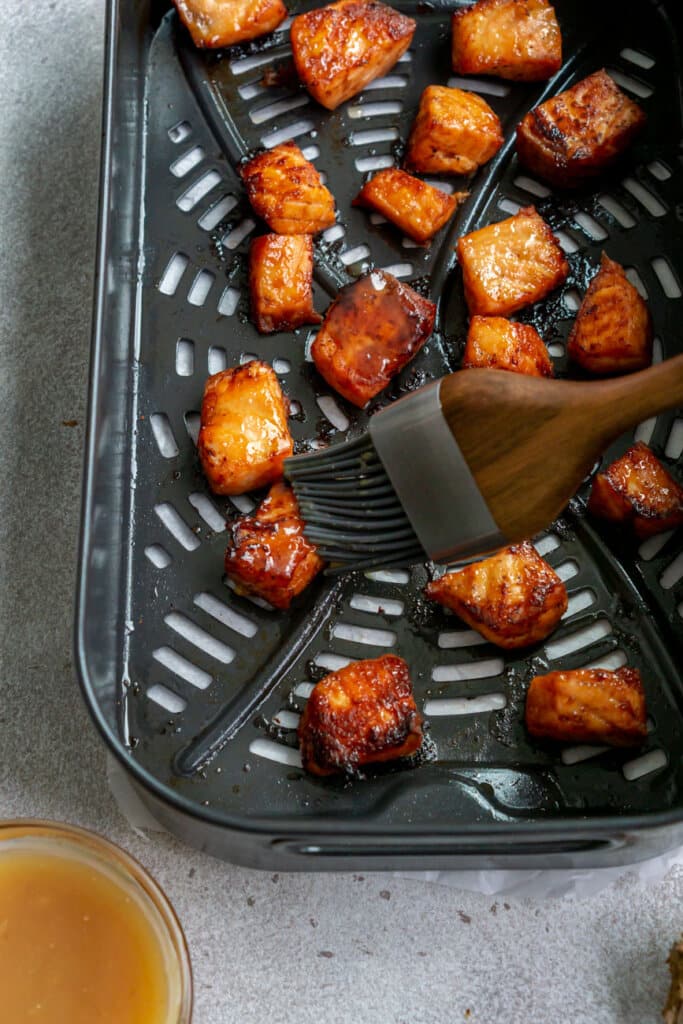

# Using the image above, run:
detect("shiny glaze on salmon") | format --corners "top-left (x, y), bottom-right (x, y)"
top-left (225, 482), bottom-right (324, 609)
top-left (311, 271), bottom-right (436, 407)
top-left (425, 542), bottom-right (568, 650)
top-left (526, 668), bottom-right (648, 746)
top-left (298, 655), bottom-right (423, 775)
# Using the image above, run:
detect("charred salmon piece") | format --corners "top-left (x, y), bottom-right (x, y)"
top-left (567, 253), bottom-right (652, 375)
top-left (588, 442), bottom-right (683, 539)
top-left (198, 360), bottom-right (293, 495)
top-left (353, 169), bottom-right (467, 244)
top-left (240, 142), bottom-right (336, 235)
top-left (463, 316), bottom-right (554, 377)
top-left (516, 69), bottom-right (646, 188)
top-left (452, 0), bottom-right (562, 82)
top-left (291, 0), bottom-right (415, 111)
top-left (224, 482), bottom-right (324, 609)
top-left (525, 668), bottom-right (648, 746)
top-left (249, 234), bottom-right (321, 334)
top-left (174, 0), bottom-right (287, 48)
top-left (456, 206), bottom-right (568, 317)
top-left (404, 85), bottom-right (504, 176)
top-left (298, 655), bottom-right (423, 776)
top-left (424, 541), bottom-right (568, 650)
top-left (311, 271), bottom-right (436, 407)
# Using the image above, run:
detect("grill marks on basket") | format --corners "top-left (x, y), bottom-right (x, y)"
top-left (134, 18), bottom-right (680, 804)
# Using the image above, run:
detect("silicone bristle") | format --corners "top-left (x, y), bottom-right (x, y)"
top-left (284, 434), bottom-right (423, 567)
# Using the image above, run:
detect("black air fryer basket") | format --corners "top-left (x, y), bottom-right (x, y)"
top-left (77, 0), bottom-right (683, 870)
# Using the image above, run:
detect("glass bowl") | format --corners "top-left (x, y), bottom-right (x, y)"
top-left (0, 819), bottom-right (192, 1023)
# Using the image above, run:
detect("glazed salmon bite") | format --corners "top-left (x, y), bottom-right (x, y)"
top-left (291, 0), bottom-right (416, 110)
top-left (198, 361), bottom-right (293, 495)
top-left (405, 85), bottom-right (504, 176)
top-left (525, 668), bottom-right (648, 746)
top-left (452, 0), bottom-right (562, 82)
top-left (354, 169), bottom-right (467, 244)
top-left (463, 316), bottom-right (554, 377)
top-left (567, 253), bottom-right (652, 375)
top-left (240, 142), bottom-right (336, 235)
top-left (174, 0), bottom-right (287, 48)
top-left (425, 542), bottom-right (568, 650)
top-left (298, 655), bottom-right (423, 776)
top-left (588, 442), bottom-right (683, 539)
top-left (456, 206), bottom-right (568, 317)
top-left (225, 482), bottom-right (324, 609)
top-left (249, 234), bottom-right (321, 334)
top-left (516, 69), bottom-right (646, 188)
top-left (311, 271), bottom-right (436, 407)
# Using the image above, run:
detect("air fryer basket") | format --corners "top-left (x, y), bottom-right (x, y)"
top-left (77, 0), bottom-right (683, 870)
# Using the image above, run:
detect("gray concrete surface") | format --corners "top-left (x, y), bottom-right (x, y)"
top-left (0, 2), bottom-right (681, 1022)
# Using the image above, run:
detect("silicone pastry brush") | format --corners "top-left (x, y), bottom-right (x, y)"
top-left (284, 357), bottom-right (683, 571)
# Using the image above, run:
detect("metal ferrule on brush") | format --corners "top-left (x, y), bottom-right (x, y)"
top-left (285, 379), bottom-right (507, 570)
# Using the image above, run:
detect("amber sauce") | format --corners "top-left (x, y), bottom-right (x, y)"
top-left (0, 847), bottom-right (171, 1024)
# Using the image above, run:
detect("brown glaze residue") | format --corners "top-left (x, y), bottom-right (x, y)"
top-left (298, 655), bottom-right (423, 776)
top-left (225, 482), bottom-right (324, 609)
top-left (588, 442), bottom-right (683, 539)
top-left (240, 142), bottom-right (336, 235)
top-left (452, 0), bottom-right (562, 82)
top-left (354, 168), bottom-right (465, 244)
top-left (249, 234), bottom-right (321, 334)
top-left (311, 270), bottom-right (436, 407)
top-left (424, 542), bottom-right (568, 650)
top-left (291, 0), bottom-right (415, 111)
top-left (567, 253), bottom-right (653, 374)
top-left (463, 316), bottom-right (554, 377)
top-left (456, 205), bottom-right (569, 317)
top-left (404, 85), bottom-right (503, 176)
top-left (198, 361), bottom-right (293, 495)
top-left (525, 668), bottom-right (648, 746)
top-left (174, 0), bottom-right (287, 48)
top-left (516, 69), bottom-right (646, 188)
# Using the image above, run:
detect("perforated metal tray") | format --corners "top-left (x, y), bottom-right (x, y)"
top-left (77, 0), bottom-right (683, 870)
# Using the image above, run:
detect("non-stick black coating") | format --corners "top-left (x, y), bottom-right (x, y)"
top-left (76, 0), bottom-right (683, 868)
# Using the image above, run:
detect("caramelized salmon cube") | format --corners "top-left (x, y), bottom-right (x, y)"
top-left (456, 206), bottom-right (568, 316)
top-left (224, 482), bottom-right (324, 609)
top-left (249, 234), bottom-right (321, 334)
top-left (463, 316), bottom-right (554, 376)
top-left (298, 655), bottom-right (422, 775)
top-left (405, 85), bottom-right (504, 176)
top-left (452, 0), bottom-right (562, 82)
top-left (354, 169), bottom-right (466, 244)
top-left (291, 0), bottom-right (415, 111)
top-left (525, 668), bottom-right (647, 746)
top-left (198, 361), bottom-right (293, 495)
top-left (516, 69), bottom-right (646, 188)
top-left (588, 442), bottom-right (683, 539)
top-left (311, 271), bottom-right (436, 407)
top-left (240, 142), bottom-right (336, 235)
top-left (424, 542), bottom-right (567, 649)
top-left (567, 253), bottom-right (652, 375)
top-left (174, 0), bottom-right (287, 48)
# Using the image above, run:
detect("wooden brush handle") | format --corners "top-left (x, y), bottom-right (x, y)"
top-left (580, 353), bottom-right (683, 438)
top-left (439, 354), bottom-right (683, 543)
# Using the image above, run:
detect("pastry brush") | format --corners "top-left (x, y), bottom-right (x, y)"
top-left (284, 356), bottom-right (683, 571)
